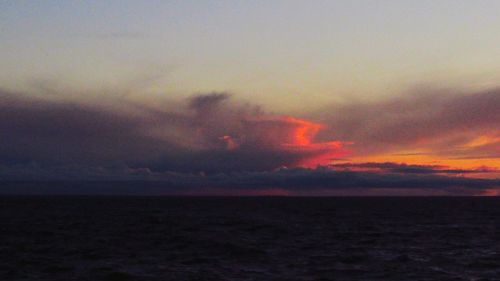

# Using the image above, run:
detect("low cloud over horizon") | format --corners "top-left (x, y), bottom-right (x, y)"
top-left (0, 89), bottom-right (347, 173)
top-left (0, 86), bottom-right (499, 195)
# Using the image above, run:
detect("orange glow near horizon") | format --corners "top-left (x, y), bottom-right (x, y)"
top-left (293, 141), bottom-right (349, 168)
top-left (275, 117), bottom-right (499, 175)
top-left (345, 150), bottom-right (500, 179)
top-left (218, 113), bottom-right (498, 179)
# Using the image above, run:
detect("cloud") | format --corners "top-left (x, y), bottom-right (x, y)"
top-left (329, 162), bottom-right (498, 175)
top-left (65, 32), bottom-right (145, 39)
top-left (0, 90), bottom-right (184, 167)
top-left (1, 86), bottom-right (498, 195)
top-left (189, 92), bottom-right (230, 112)
top-left (314, 87), bottom-right (500, 158)
top-left (0, 89), bottom-right (346, 175)
top-left (1, 166), bottom-right (498, 196)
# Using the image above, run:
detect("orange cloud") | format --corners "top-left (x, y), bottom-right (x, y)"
top-left (265, 116), bottom-right (349, 168)
top-left (199, 114), bottom-right (351, 169)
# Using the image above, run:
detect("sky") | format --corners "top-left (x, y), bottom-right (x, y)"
top-left (0, 1), bottom-right (499, 195)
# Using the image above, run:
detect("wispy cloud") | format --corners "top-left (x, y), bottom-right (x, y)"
top-left (64, 32), bottom-right (145, 39)
top-left (315, 88), bottom-right (500, 158)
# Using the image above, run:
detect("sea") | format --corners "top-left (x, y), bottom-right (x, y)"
top-left (1, 196), bottom-right (499, 280)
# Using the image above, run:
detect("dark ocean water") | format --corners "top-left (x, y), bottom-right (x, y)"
top-left (1, 197), bottom-right (499, 281)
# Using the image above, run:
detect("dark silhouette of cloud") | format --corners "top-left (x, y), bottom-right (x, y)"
top-left (0, 90), bottom-right (181, 166)
top-left (189, 92), bottom-right (230, 111)
top-left (1, 166), bottom-right (498, 195)
top-left (329, 162), bottom-right (497, 175)
top-left (0, 89), bottom-right (345, 175)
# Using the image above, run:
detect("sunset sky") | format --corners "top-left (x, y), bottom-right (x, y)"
top-left (1, 1), bottom-right (499, 195)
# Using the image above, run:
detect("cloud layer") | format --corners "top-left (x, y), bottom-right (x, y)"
top-left (0, 90), bottom-right (346, 174)
top-left (1, 166), bottom-right (499, 196)
top-left (1, 87), bottom-right (498, 195)
top-left (315, 87), bottom-right (500, 158)
top-left (329, 162), bottom-right (497, 175)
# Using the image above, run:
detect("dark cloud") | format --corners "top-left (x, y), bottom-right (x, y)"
top-left (329, 162), bottom-right (497, 175)
top-left (0, 89), bottom-right (345, 175)
top-left (0, 91), bottom-right (170, 166)
top-left (1, 166), bottom-right (498, 195)
top-left (189, 92), bottom-right (229, 112)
